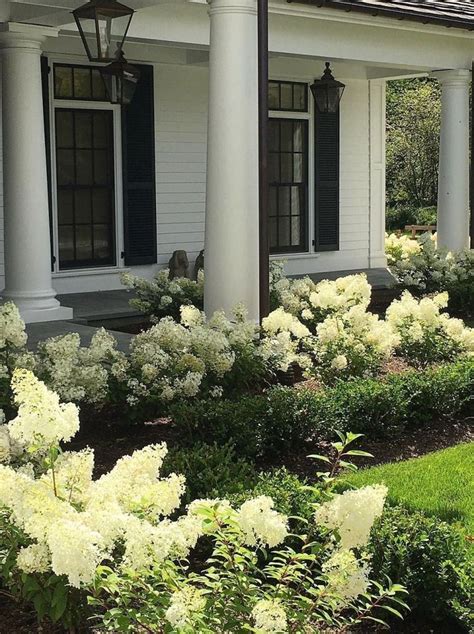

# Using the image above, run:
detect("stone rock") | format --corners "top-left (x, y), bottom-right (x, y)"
top-left (168, 250), bottom-right (189, 279)
top-left (194, 249), bottom-right (204, 280)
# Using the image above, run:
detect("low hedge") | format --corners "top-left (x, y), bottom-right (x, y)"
top-left (170, 360), bottom-right (474, 459)
top-left (370, 507), bottom-right (473, 631)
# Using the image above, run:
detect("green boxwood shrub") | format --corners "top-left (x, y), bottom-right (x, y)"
top-left (162, 441), bottom-right (258, 507)
top-left (170, 360), bottom-right (473, 459)
top-left (370, 507), bottom-right (473, 630)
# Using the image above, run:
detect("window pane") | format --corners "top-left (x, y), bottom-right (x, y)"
top-left (280, 83), bottom-right (292, 110)
top-left (291, 186), bottom-right (301, 215)
top-left (93, 112), bottom-right (108, 148)
top-left (293, 84), bottom-right (307, 111)
top-left (269, 187), bottom-right (278, 217)
top-left (93, 224), bottom-right (112, 260)
top-left (56, 111), bottom-right (74, 148)
top-left (293, 122), bottom-right (304, 152)
top-left (94, 150), bottom-right (109, 185)
top-left (269, 153), bottom-right (280, 182)
top-left (75, 190), bottom-right (92, 224)
top-left (279, 186), bottom-right (290, 216)
top-left (280, 122), bottom-right (293, 152)
top-left (76, 150), bottom-right (93, 185)
top-left (54, 66), bottom-right (73, 99)
top-left (291, 216), bottom-right (301, 246)
top-left (57, 190), bottom-right (74, 224)
top-left (57, 149), bottom-right (75, 185)
top-left (280, 154), bottom-right (292, 183)
top-left (268, 82), bottom-right (280, 110)
top-left (75, 225), bottom-right (93, 260)
top-left (268, 120), bottom-right (279, 152)
top-left (278, 216), bottom-right (290, 245)
top-left (269, 217), bottom-right (278, 249)
top-left (75, 112), bottom-right (93, 148)
top-left (92, 189), bottom-right (110, 223)
top-left (73, 67), bottom-right (91, 99)
top-left (59, 226), bottom-right (74, 262)
top-left (91, 69), bottom-right (107, 100)
top-left (293, 154), bottom-right (303, 183)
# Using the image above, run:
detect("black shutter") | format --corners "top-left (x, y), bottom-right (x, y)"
top-left (122, 64), bottom-right (157, 265)
top-left (314, 110), bottom-right (340, 251)
top-left (41, 56), bottom-right (55, 270)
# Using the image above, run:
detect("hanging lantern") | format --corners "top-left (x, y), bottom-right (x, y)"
top-left (100, 51), bottom-right (140, 105)
top-left (310, 62), bottom-right (345, 114)
top-left (73, 0), bottom-right (134, 63)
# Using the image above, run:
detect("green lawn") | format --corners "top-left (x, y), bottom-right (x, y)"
top-left (343, 442), bottom-right (474, 533)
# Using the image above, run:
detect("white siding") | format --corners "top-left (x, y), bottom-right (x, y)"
top-left (154, 64), bottom-right (208, 268)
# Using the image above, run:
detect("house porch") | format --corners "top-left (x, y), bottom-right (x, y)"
top-left (0, 0), bottom-right (472, 324)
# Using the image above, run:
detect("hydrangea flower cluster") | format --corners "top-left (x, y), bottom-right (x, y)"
top-left (308, 305), bottom-right (398, 382)
top-left (0, 371), bottom-right (289, 591)
top-left (387, 233), bottom-right (473, 315)
top-left (386, 291), bottom-right (474, 366)
top-left (272, 273), bottom-right (372, 333)
top-left (385, 232), bottom-right (422, 265)
top-left (0, 302), bottom-right (28, 381)
top-left (121, 269), bottom-right (205, 321)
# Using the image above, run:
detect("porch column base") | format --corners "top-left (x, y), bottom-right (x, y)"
top-left (1, 291), bottom-right (73, 324)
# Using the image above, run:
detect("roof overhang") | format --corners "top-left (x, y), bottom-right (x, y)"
top-left (287, 0), bottom-right (474, 32)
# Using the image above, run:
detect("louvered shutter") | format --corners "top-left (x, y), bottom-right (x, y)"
top-left (40, 56), bottom-right (55, 269)
top-left (314, 110), bottom-right (340, 251)
top-left (122, 64), bottom-right (157, 265)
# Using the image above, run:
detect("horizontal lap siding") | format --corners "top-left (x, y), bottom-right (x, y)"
top-left (154, 65), bottom-right (208, 267)
top-left (339, 80), bottom-right (369, 256)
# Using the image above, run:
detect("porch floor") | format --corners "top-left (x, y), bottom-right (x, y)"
top-left (25, 268), bottom-right (394, 350)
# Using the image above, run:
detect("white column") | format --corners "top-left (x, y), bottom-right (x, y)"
top-left (369, 79), bottom-right (387, 268)
top-left (0, 23), bottom-right (72, 323)
top-left (432, 69), bottom-right (471, 252)
top-left (204, 0), bottom-right (259, 320)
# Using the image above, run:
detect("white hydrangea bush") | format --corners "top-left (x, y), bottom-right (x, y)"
top-left (309, 305), bottom-right (400, 382)
top-left (121, 269), bottom-right (205, 321)
top-left (386, 233), bottom-right (473, 316)
top-left (0, 302), bottom-right (28, 397)
top-left (386, 291), bottom-right (474, 366)
top-left (272, 273), bottom-right (372, 334)
top-left (0, 371), bottom-right (406, 632)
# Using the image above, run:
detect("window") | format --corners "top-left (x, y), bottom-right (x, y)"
top-left (268, 119), bottom-right (308, 253)
top-left (54, 64), bottom-right (107, 101)
top-left (55, 109), bottom-right (116, 269)
top-left (268, 80), bottom-right (308, 112)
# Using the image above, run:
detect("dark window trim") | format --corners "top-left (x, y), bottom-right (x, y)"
top-left (269, 117), bottom-right (309, 255)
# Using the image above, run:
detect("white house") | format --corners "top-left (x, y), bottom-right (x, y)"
top-left (0, 0), bottom-right (472, 323)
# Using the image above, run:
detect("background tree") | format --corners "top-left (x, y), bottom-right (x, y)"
top-left (386, 79), bottom-right (441, 229)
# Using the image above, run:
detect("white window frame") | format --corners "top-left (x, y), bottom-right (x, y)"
top-left (48, 57), bottom-right (124, 275)
top-left (269, 78), bottom-right (314, 257)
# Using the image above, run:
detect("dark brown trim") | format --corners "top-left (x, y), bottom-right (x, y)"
top-left (471, 61), bottom-right (474, 246)
top-left (258, 0), bottom-right (270, 320)
top-left (287, 0), bottom-right (474, 31)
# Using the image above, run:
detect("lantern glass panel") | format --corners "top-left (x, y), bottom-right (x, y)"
top-left (73, 1), bottom-right (134, 63)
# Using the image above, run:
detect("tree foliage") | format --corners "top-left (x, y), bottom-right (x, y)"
top-left (386, 79), bottom-right (441, 209)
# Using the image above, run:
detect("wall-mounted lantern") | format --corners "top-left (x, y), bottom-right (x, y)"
top-left (310, 62), bottom-right (345, 113)
top-left (100, 51), bottom-right (140, 105)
